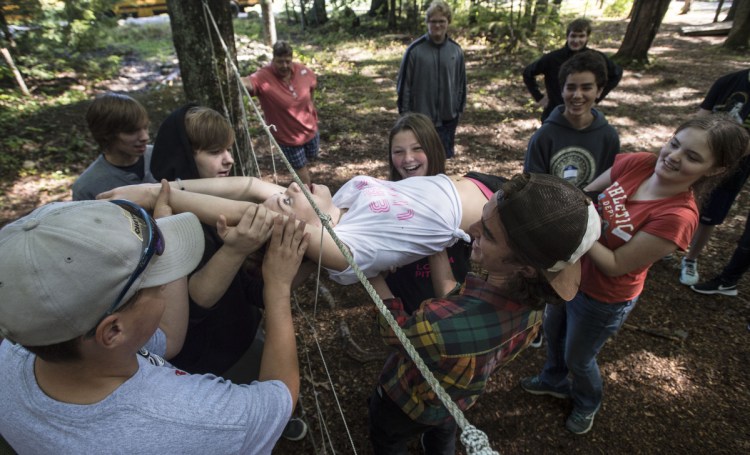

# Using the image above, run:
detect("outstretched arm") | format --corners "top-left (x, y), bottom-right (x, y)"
top-left (241, 75), bottom-right (256, 95)
top-left (101, 187), bottom-right (349, 272)
top-left (169, 190), bottom-right (348, 271)
top-left (583, 168), bottom-right (612, 194)
top-left (587, 231), bottom-right (678, 277)
top-left (97, 176), bottom-right (286, 208)
top-left (178, 176), bottom-right (284, 202)
top-left (259, 214), bottom-right (309, 408)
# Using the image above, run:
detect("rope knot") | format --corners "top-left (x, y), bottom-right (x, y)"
top-left (461, 425), bottom-right (499, 455)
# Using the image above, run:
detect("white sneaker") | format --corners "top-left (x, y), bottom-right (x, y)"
top-left (680, 258), bottom-right (699, 286)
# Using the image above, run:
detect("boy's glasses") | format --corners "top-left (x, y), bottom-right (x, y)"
top-left (86, 200), bottom-right (164, 336)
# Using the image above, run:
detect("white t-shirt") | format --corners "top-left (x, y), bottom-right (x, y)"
top-left (0, 332), bottom-right (292, 455)
top-left (328, 174), bottom-right (469, 284)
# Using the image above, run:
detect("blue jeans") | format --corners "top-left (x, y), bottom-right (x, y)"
top-left (368, 386), bottom-right (456, 455)
top-left (436, 117), bottom-right (458, 159)
top-left (539, 292), bottom-right (636, 413)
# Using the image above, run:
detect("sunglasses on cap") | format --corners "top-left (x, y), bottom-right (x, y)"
top-left (86, 200), bottom-right (165, 337)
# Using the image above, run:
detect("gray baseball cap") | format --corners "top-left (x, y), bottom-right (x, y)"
top-left (0, 200), bottom-right (204, 346)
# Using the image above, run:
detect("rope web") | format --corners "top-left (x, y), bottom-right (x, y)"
top-left (200, 3), bottom-right (499, 453)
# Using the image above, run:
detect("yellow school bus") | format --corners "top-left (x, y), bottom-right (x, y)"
top-left (113, 0), bottom-right (259, 18)
top-left (1, 2), bottom-right (36, 23)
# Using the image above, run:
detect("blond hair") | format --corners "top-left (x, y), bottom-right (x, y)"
top-left (184, 107), bottom-right (234, 153)
top-left (426, 0), bottom-right (452, 22)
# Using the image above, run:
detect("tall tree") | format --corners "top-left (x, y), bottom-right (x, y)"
top-left (724, 0), bottom-right (750, 50)
top-left (260, 0), bottom-right (276, 45)
top-left (613, 0), bottom-right (671, 66)
top-left (311, 0), bottom-right (327, 25)
top-left (725, 0), bottom-right (740, 21)
top-left (680, 0), bottom-right (692, 15)
top-left (166, 0), bottom-right (258, 177)
top-left (0, 8), bottom-right (29, 96)
top-left (529, 0), bottom-right (549, 34)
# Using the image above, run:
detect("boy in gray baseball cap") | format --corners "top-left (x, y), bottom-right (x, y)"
top-left (0, 197), bottom-right (309, 453)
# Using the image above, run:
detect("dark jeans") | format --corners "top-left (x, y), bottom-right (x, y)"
top-left (436, 117), bottom-right (459, 159)
top-left (720, 213), bottom-right (750, 284)
top-left (368, 386), bottom-right (457, 455)
top-left (540, 292), bottom-right (636, 413)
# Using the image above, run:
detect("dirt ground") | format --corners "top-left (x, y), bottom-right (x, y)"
top-left (2, 2), bottom-right (748, 454)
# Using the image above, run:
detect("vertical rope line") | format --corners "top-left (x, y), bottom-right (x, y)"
top-left (202, 1), bottom-right (262, 177)
top-left (293, 294), bottom-right (357, 454)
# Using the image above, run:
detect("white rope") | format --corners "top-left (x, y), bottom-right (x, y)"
top-left (201, 1), bottom-right (262, 178)
top-left (199, 4), bottom-right (499, 453)
top-left (293, 292), bottom-right (357, 454)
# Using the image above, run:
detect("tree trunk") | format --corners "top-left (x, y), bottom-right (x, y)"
top-left (0, 10), bottom-right (26, 96)
top-left (0, 9), bottom-right (16, 48)
top-left (261, 0), bottom-right (276, 45)
top-left (1, 47), bottom-right (30, 96)
top-left (468, 0), bottom-right (478, 25)
top-left (530, 0), bottom-right (548, 34)
top-left (724, 0), bottom-right (750, 49)
top-left (406, 0), bottom-right (418, 29)
top-left (613, 0), bottom-right (671, 66)
top-left (369, 0), bottom-right (388, 17)
top-left (679, 0), bottom-right (692, 15)
top-left (299, 0), bottom-right (306, 30)
top-left (166, 0), bottom-right (259, 177)
top-left (725, 0), bottom-right (739, 21)
top-left (714, 0), bottom-right (726, 22)
top-left (312, 0), bottom-right (327, 25)
top-left (523, 0), bottom-right (533, 19)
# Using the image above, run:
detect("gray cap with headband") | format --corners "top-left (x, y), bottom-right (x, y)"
top-left (498, 173), bottom-right (601, 301)
top-left (0, 200), bottom-right (204, 346)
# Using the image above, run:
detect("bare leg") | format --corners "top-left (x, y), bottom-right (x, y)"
top-left (686, 224), bottom-right (716, 261)
top-left (296, 166), bottom-right (311, 185)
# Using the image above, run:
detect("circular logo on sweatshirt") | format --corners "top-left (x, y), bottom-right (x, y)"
top-left (550, 146), bottom-right (596, 189)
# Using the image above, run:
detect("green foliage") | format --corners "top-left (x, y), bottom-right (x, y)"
top-left (602, 0), bottom-right (633, 18)
top-left (233, 14), bottom-right (265, 39)
top-left (7, 0), bottom-right (123, 83)
top-left (109, 21), bottom-right (174, 64)
top-left (0, 87), bottom-right (91, 179)
top-left (458, 1), bottom-right (566, 55)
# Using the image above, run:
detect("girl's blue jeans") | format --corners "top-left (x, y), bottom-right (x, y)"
top-left (539, 291), bottom-right (636, 413)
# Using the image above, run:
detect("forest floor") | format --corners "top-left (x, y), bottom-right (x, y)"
top-left (1, 1), bottom-right (748, 454)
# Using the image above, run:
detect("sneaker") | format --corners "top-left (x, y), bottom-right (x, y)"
top-left (519, 376), bottom-right (568, 399)
top-left (566, 408), bottom-right (598, 435)
top-left (281, 418), bottom-right (308, 441)
top-left (529, 331), bottom-right (543, 349)
top-left (680, 258), bottom-right (699, 286)
top-left (690, 277), bottom-right (738, 296)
